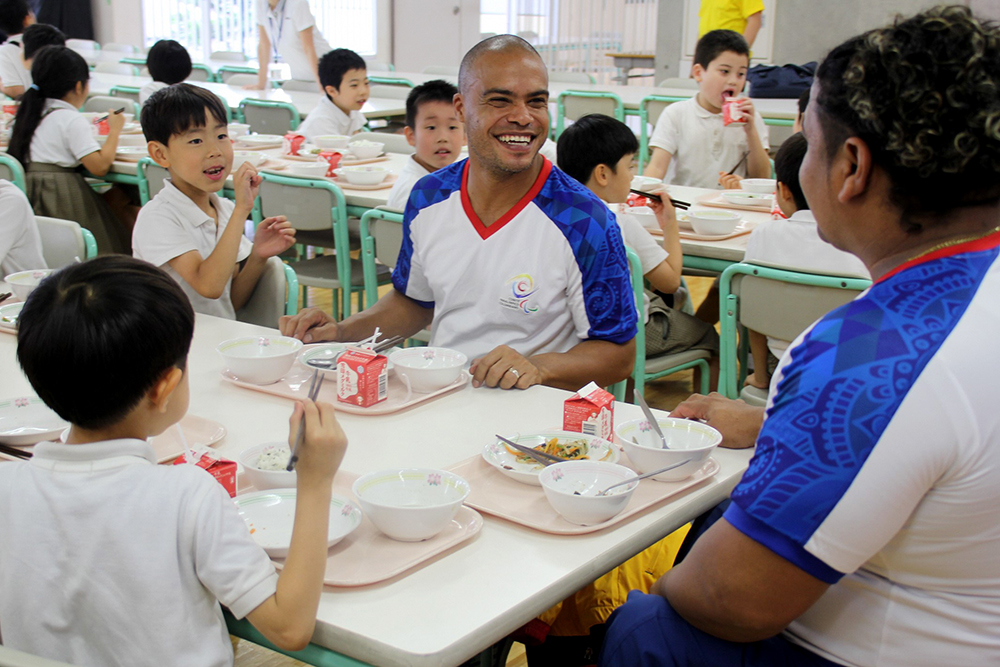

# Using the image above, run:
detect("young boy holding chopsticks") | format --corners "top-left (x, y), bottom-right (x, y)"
top-left (0, 256), bottom-right (347, 666)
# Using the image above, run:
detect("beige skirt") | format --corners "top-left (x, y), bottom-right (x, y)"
top-left (25, 163), bottom-right (131, 255)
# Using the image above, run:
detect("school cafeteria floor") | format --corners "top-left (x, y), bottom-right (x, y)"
top-left (231, 277), bottom-right (715, 667)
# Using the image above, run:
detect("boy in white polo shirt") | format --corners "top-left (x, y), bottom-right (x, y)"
top-left (2, 255), bottom-right (349, 666)
top-left (644, 30), bottom-right (770, 188)
top-left (297, 48), bottom-right (368, 140)
top-left (132, 84), bottom-right (296, 319)
top-left (0, 0), bottom-right (34, 98)
top-left (385, 79), bottom-right (463, 210)
top-left (0, 178), bottom-right (46, 275)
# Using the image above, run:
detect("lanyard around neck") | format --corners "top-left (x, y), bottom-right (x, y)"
top-left (267, 0), bottom-right (287, 62)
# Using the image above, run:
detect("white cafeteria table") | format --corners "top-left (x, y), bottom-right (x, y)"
top-left (0, 314), bottom-right (753, 666)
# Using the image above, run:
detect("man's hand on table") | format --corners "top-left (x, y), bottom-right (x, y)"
top-left (471, 345), bottom-right (542, 390)
top-left (670, 393), bottom-right (764, 449)
top-left (279, 307), bottom-right (339, 344)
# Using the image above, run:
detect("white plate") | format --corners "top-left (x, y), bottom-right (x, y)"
top-left (237, 134), bottom-right (285, 145)
top-left (115, 146), bottom-right (150, 158)
top-left (0, 397), bottom-right (69, 446)
top-left (481, 431), bottom-right (621, 486)
top-left (234, 489), bottom-right (363, 557)
top-left (720, 190), bottom-right (773, 206)
top-left (297, 343), bottom-right (399, 378)
top-left (0, 302), bottom-right (22, 330)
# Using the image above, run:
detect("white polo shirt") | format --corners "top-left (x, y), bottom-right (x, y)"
top-left (608, 203), bottom-right (668, 324)
top-left (256, 0), bottom-right (331, 81)
top-left (649, 96), bottom-right (768, 188)
top-left (0, 439), bottom-right (279, 667)
top-left (0, 34), bottom-right (30, 93)
top-left (297, 95), bottom-right (366, 139)
top-left (386, 156), bottom-right (431, 210)
top-left (132, 179), bottom-right (253, 319)
top-left (140, 80), bottom-right (170, 105)
top-left (0, 179), bottom-right (46, 275)
top-left (28, 99), bottom-right (101, 167)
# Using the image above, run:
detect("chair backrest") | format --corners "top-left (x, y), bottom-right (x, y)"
top-left (224, 72), bottom-right (262, 87)
top-left (187, 64), bottom-right (214, 82)
top-left (83, 95), bottom-right (141, 118)
top-left (218, 67), bottom-right (259, 83)
top-left (236, 256), bottom-right (297, 327)
top-left (66, 38), bottom-right (99, 51)
top-left (359, 207), bottom-right (404, 307)
top-left (368, 75), bottom-right (414, 88)
top-left (364, 60), bottom-right (395, 72)
top-left (280, 79), bottom-right (319, 92)
top-left (369, 84), bottom-right (411, 100)
top-left (549, 71), bottom-right (596, 84)
top-left (109, 85), bottom-right (140, 104)
top-left (421, 65), bottom-right (459, 76)
top-left (637, 94), bottom-right (687, 173)
top-left (93, 61), bottom-right (138, 76)
top-left (555, 90), bottom-right (624, 137)
top-left (35, 216), bottom-right (97, 267)
top-left (608, 247), bottom-right (645, 402)
top-left (0, 643), bottom-right (78, 667)
top-left (0, 153), bottom-right (27, 193)
top-left (137, 157), bottom-right (170, 205)
top-left (103, 42), bottom-right (138, 53)
top-left (355, 132), bottom-right (413, 155)
top-left (211, 51), bottom-right (249, 62)
top-left (239, 99), bottom-right (300, 134)
top-left (658, 77), bottom-right (699, 90)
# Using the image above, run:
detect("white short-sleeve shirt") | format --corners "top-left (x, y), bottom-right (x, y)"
top-left (743, 209), bottom-right (869, 359)
top-left (140, 80), bottom-right (170, 105)
top-left (0, 439), bottom-right (279, 667)
top-left (606, 202), bottom-right (668, 324)
top-left (649, 96), bottom-right (768, 189)
top-left (297, 95), bottom-right (366, 139)
top-left (132, 179), bottom-right (253, 319)
top-left (257, 0), bottom-right (331, 81)
top-left (0, 180), bottom-right (46, 275)
top-left (0, 34), bottom-right (30, 92)
top-left (27, 99), bottom-right (101, 167)
top-left (385, 156), bottom-right (431, 211)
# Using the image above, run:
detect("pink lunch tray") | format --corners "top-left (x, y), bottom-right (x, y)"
top-left (696, 191), bottom-right (772, 213)
top-left (239, 470), bottom-right (484, 587)
top-left (446, 453), bottom-right (719, 535)
top-left (330, 173), bottom-right (397, 190)
top-left (221, 368), bottom-right (470, 415)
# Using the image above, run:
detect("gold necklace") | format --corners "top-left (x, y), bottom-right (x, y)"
top-left (905, 225), bottom-right (1000, 264)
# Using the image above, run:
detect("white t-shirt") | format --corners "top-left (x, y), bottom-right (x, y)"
top-left (743, 209), bottom-right (869, 359)
top-left (393, 158), bottom-right (637, 360)
top-left (385, 156), bottom-right (431, 211)
top-left (0, 179), bottom-right (46, 275)
top-left (132, 179), bottom-right (253, 319)
top-left (27, 99), bottom-right (101, 167)
top-left (256, 0), bottom-right (331, 81)
top-left (0, 438), bottom-right (279, 667)
top-left (297, 95), bottom-right (366, 139)
top-left (649, 96), bottom-right (769, 189)
top-left (140, 80), bottom-right (170, 105)
top-left (728, 232), bottom-right (1000, 666)
top-left (0, 34), bottom-right (30, 93)
top-left (605, 202), bottom-right (668, 324)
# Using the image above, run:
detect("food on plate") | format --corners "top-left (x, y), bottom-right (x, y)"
top-left (505, 436), bottom-right (599, 466)
top-left (255, 445), bottom-right (291, 471)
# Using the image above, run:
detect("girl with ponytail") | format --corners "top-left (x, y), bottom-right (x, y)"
top-left (9, 45), bottom-right (131, 254)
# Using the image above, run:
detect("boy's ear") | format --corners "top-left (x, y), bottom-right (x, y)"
top-left (591, 163), bottom-right (610, 187)
top-left (149, 367), bottom-right (184, 414)
top-left (147, 140), bottom-right (171, 168)
top-left (777, 181), bottom-right (792, 203)
top-left (691, 63), bottom-right (704, 82)
top-left (403, 126), bottom-right (416, 147)
top-left (323, 84), bottom-right (339, 99)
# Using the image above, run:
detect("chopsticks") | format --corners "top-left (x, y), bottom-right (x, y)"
top-left (96, 107), bottom-right (127, 122)
top-left (0, 443), bottom-right (31, 460)
top-left (372, 335), bottom-right (403, 353)
top-left (726, 151), bottom-right (750, 175)
top-left (495, 434), bottom-right (565, 466)
top-left (0, 292), bottom-right (11, 304)
top-left (286, 369), bottom-right (325, 472)
top-left (629, 189), bottom-right (689, 210)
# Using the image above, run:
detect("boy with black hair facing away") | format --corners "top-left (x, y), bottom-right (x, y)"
top-left (297, 47), bottom-right (368, 139)
top-left (644, 29), bottom-right (769, 188)
top-left (141, 39), bottom-right (193, 105)
top-left (0, 0), bottom-right (34, 98)
top-left (1, 255), bottom-right (348, 666)
top-left (132, 84), bottom-right (296, 319)
top-left (19, 23), bottom-right (63, 75)
top-left (385, 79), bottom-right (463, 210)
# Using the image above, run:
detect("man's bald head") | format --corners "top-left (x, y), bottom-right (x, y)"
top-left (458, 34), bottom-right (543, 94)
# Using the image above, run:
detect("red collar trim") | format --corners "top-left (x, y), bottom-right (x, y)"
top-left (461, 157), bottom-right (552, 241)
top-left (878, 229), bottom-right (1000, 283)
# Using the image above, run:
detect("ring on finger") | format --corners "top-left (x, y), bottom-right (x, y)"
top-left (506, 366), bottom-right (520, 379)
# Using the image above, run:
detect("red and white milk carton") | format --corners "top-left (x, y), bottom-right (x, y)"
top-left (722, 98), bottom-right (746, 126)
top-left (337, 347), bottom-right (388, 408)
top-left (563, 381), bottom-right (615, 441)
top-left (173, 450), bottom-right (237, 497)
top-left (283, 132), bottom-right (306, 156)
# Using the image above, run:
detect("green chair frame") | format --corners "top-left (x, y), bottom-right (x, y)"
top-left (368, 75), bottom-right (414, 88)
top-left (109, 85), bottom-right (141, 106)
top-left (281, 263), bottom-right (299, 316)
top-left (189, 64), bottom-right (216, 82)
top-left (637, 94), bottom-right (687, 174)
top-left (238, 98), bottom-right (301, 133)
top-left (718, 262), bottom-right (871, 399)
top-left (554, 90), bottom-right (624, 139)
top-left (82, 228), bottom-right (98, 259)
top-left (0, 153), bottom-right (27, 193)
top-left (119, 56), bottom-right (146, 67)
top-left (359, 207), bottom-right (403, 307)
top-left (218, 65), bottom-right (260, 82)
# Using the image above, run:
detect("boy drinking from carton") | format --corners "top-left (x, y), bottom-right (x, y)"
top-left (297, 48), bottom-right (369, 139)
top-left (132, 84), bottom-right (296, 319)
top-left (385, 79), bottom-right (463, 210)
top-left (644, 29), bottom-right (770, 188)
top-left (1, 256), bottom-right (348, 665)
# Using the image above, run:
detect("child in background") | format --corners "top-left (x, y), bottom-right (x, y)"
top-left (0, 178), bottom-right (46, 274)
top-left (297, 48), bottom-right (368, 139)
top-left (385, 79), bottom-right (462, 210)
top-left (644, 30), bottom-right (769, 188)
top-left (132, 84), bottom-right (296, 319)
top-left (141, 39), bottom-right (192, 105)
top-left (0, 0), bottom-right (34, 98)
top-left (20, 23), bottom-right (65, 73)
top-left (2, 256), bottom-right (348, 666)
top-left (742, 132), bottom-right (869, 389)
top-left (8, 45), bottom-right (132, 254)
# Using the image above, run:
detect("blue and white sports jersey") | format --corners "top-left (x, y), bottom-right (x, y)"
top-left (392, 158), bottom-right (637, 360)
top-left (725, 232), bottom-right (1000, 666)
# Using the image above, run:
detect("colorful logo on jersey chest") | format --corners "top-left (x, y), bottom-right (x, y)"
top-left (500, 274), bottom-right (540, 314)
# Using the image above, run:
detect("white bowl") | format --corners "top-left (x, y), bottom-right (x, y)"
top-left (687, 209), bottom-right (741, 236)
top-left (352, 468), bottom-right (470, 541)
top-left (625, 206), bottom-right (658, 230)
top-left (482, 431), bottom-right (621, 486)
top-left (239, 442), bottom-right (295, 490)
top-left (232, 150), bottom-right (266, 171)
top-left (288, 161), bottom-right (329, 178)
top-left (5, 269), bottom-right (53, 301)
top-left (0, 396), bottom-right (70, 446)
top-left (721, 189), bottom-right (773, 207)
top-left (389, 347), bottom-right (467, 393)
top-left (0, 302), bottom-right (23, 330)
top-left (615, 417), bottom-right (721, 481)
top-left (348, 140), bottom-right (384, 159)
top-left (335, 165), bottom-right (390, 186)
top-left (539, 461), bottom-right (638, 525)
top-left (630, 175), bottom-right (661, 191)
top-left (313, 134), bottom-right (349, 150)
top-left (236, 134), bottom-right (285, 146)
top-left (741, 178), bottom-right (777, 194)
top-left (234, 489), bottom-right (362, 557)
top-left (218, 335), bottom-right (303, 384)
top-left (228, 123), bottom-right (251, 138)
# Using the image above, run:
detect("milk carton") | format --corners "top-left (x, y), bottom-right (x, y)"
top-left (563, 382), bottom-right (615, 440)
top-left (173, 451), bottom-right (237, 497)
top-left (337, 347), bottom-right (388, 407)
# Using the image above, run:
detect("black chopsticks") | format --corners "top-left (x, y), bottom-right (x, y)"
top-left (286, 369), bottom-right (324, 472)
top-left (726, 151), bottom-right (750, 175)
top-left (0, 443), bottom-right (31, 460)
top-left (630, 188), bottom-right (689, 210)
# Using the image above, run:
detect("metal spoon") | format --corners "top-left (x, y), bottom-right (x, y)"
top-left (495, 434), bottom-right (565, 466)
top-left (597, 459), bottom-right (693, 496)
top-left (633, 389), bottom-right (669, 449)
